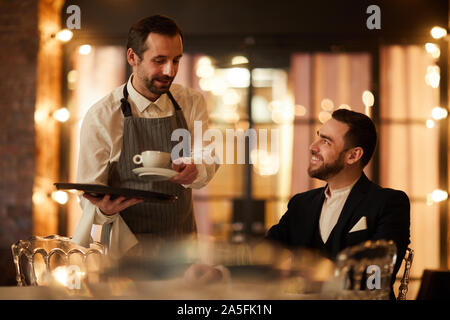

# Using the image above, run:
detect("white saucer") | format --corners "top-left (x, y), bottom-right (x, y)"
top-left (132, 167), bottom-right (177, 181)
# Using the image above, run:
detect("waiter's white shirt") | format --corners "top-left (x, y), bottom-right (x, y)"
top-left (319, 179), bottom-right (358, 243)
top-left (72, 76), bottom-right (217, 258)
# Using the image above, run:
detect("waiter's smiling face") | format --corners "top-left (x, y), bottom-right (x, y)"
top-left (128, 32), bottom-right (183, 101)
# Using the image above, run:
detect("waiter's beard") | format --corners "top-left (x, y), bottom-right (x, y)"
top-left (143, 75), bottom-right (174, 95)
top-left (308, 150), bottom-right (346, 181)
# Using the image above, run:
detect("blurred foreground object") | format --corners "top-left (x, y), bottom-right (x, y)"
top-left (102, 237), bottom-right (335, 299)
top-left (324, 239), bottom-right (397, 300)
top-left (11, 234), bottom-right (106, 291)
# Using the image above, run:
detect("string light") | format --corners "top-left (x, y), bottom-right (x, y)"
top-left (226, 68), bottom-right (250, 88)
top-left (318, 111), bottom-right (332, 124)
top-left (34, 107), bottom-right (71, 123)
top-left (362, 90), bottom-right (375, 107)
top-left (196, 64), bottom-right (215, 78)
top-left (294, 105), bottom-right (307, 117)
top-left (430, 26), bottom-right (447, 39)
top-left (34, 109), bottom-right (48, 123)
top-left (430, 189), bottom-right (448, 203)
top-left (51, 191), bottom-right (68, 205)
top-left (425, 43), bottom-right (440, 59)
top-left (320, 99), bottom-right (334, 111)
top-left (196, 56), bottom-right (212, 67)
top-left (426, 119), bottom-right (435, 129)
top-left (79, 44), bottom-right (92, 55)
top-left (55, 29), bottom-right (73, 42)
top-left (425, 66), bottom-right (440, 88)
top-left (53, 108), bottom-right (70, 122)
top-left (32, 190), bottom-right (47, 205)
top-left (431, 106), bottom-right (448, 120)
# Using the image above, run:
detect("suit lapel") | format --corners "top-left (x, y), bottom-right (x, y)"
top-left (304, 189), bottom-right (326, 245)
top-left (292, 188), bottom-right (325, 246)
top-left (327, 173), bottom-right (372, 257)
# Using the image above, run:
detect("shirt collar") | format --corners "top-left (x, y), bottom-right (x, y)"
top-left (126, 75), bottom-right (170, 113)
top-left (325, 177), bottom-right (359, 199)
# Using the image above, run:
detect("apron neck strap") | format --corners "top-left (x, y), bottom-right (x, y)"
top-left (120, 84), bottom-right (132, 117)
top-left (167, 91), bottom-right (182, 111)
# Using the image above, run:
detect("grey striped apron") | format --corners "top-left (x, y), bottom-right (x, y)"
top-left (100, 84), bottom-right (196, 253)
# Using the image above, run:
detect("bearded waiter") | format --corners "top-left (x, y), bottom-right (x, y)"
top-left (72, 15), bottom-right (217, 259)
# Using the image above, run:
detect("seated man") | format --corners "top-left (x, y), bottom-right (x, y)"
top-left (266, 109), bottom-right (410, 299)
top-left (185, 110), bottom-right (409, 299)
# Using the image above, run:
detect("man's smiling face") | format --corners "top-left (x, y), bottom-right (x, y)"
top-left (308, 118), bottom-right (351, 181)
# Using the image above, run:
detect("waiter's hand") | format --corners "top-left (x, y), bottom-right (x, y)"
top-left (82, 193), bottom-right (144, 216)
top-left (170, 158), bottom-right (198, 185)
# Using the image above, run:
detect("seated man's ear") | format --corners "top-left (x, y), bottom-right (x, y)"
top-left (346, 147), bottom-right (364, 165)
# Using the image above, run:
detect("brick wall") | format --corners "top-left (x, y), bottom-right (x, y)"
top-left (0, 0), bottom-right (39, 285)
top-left (0, 0), bottom-right (64, 286)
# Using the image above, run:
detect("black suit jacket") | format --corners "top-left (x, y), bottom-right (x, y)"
top-left (266, 173), bottom-right (410, 293)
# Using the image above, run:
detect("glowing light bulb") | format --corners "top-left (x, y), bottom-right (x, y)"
top-left (431, 26), bottom-right (447, 39)
top-left (55, 29), bottom-right (73, 42)
top-left (320, 99), bottom-right (334, 111)
top-left (79, 44), bottom-right (91, 55)
top-left (67, 70), bottom-right (78, 84)
top-left (431, 106), bottom-right (448, 120)
top-left (425, 43), bottom-right (440, 59)
top-left (294, 105), bottom-right (307, 117)
top-left (226, 68), bottom-right (250, 88)
top-left (32, 191), bottom-right (47, 205)
top-left (425, 66), bottom-right (440, 88)
top-left (53, 108), bottom-right (70, 122)
top-left (426, 119), bottom-right (435, 128)
top-left (34, 109), bottom-right (47, 123)
top-left (197, 56), bottom-right (212, 67)
top-left (51, 191), bottom-right (68, 205)
top-left (362, 90), bottom-right (375, 107)
top-left (318, 111), bottom-right (332, 124)
top-left (430, 189), bottom-right (448, 203)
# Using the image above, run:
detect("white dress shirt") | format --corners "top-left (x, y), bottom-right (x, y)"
top-left (319, 179), bottom-right (359, 243)
top-left (72, 76), bottom-right (217, 258)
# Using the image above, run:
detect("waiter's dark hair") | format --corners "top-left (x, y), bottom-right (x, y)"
top-left (331, 109), bottom-right (377, 167)
top-left (127, 15), bottom-right (183, 58)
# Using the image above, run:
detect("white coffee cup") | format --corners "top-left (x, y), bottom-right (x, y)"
top-left (133, 151), bottom-right (171, 168)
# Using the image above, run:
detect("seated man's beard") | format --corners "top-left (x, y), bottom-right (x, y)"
top-left (308, 152), bottom-right (346, 180)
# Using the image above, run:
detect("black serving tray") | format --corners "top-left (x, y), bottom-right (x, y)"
top-left (54, 183), bottom-right (177, 202)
